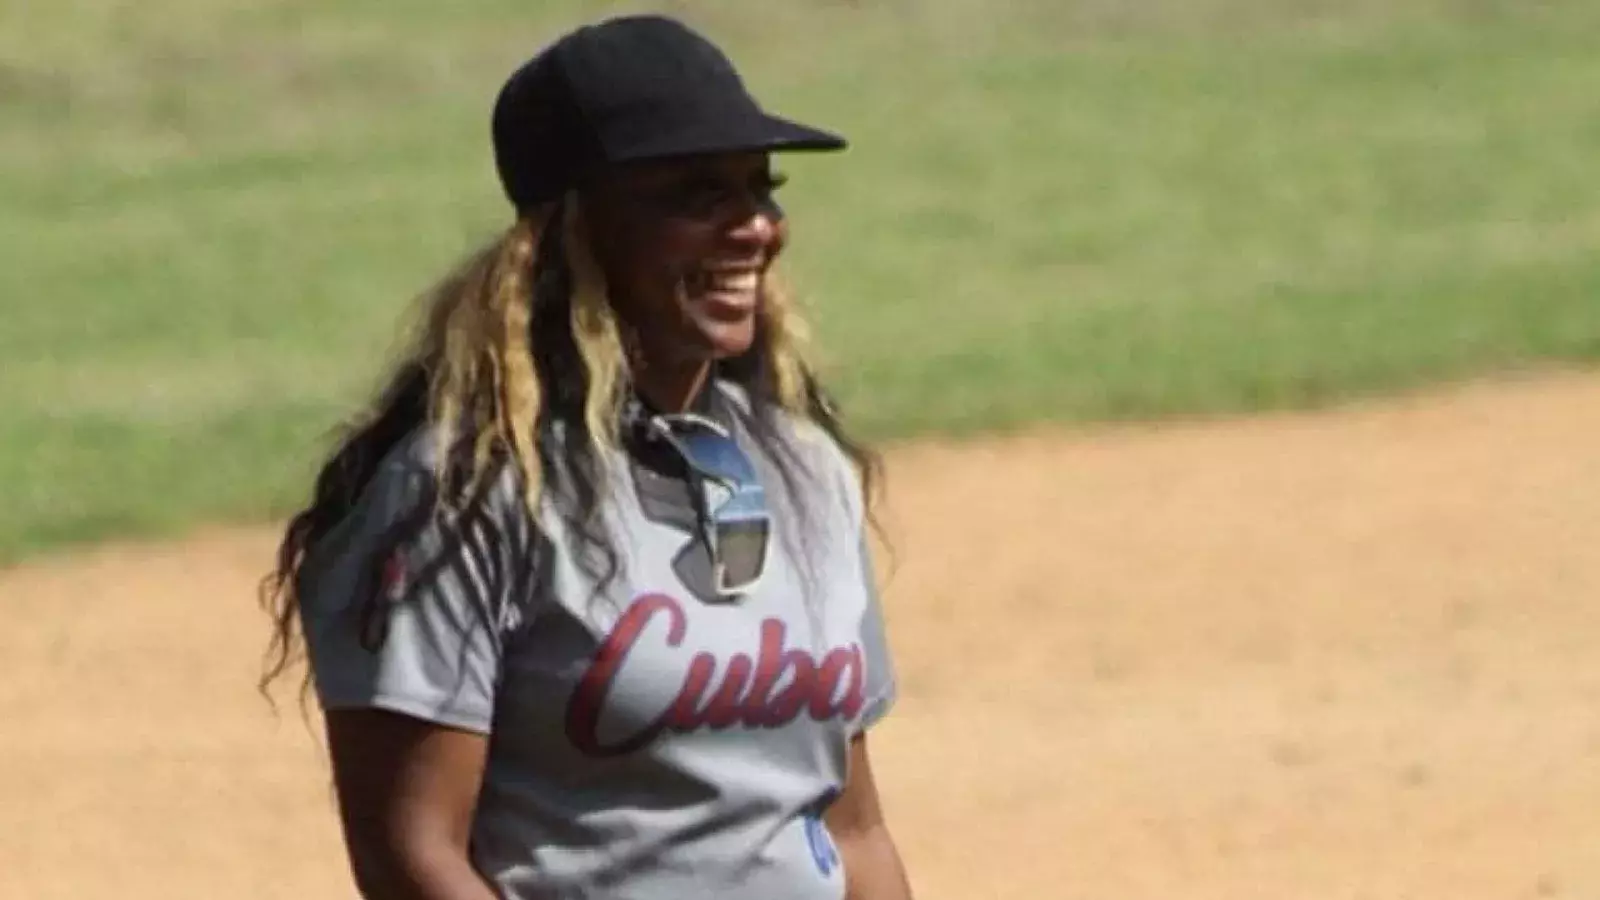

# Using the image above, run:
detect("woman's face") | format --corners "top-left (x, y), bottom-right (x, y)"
top-left (582, 151), bottom-right (788, 369)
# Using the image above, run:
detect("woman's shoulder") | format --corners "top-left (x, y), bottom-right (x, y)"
top-left (712, 378), bottom-right (867, 520)
top-left (343, 426), bottom-right (512, 528)
top-left (380, 424), bottom-right (531, 512)
top-left (713, 378), bottom-right (837, 453)
top-left (300, 425), bottom-right (532, 587)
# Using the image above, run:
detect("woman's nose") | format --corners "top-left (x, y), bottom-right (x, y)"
top-left (725, 201), bottom-right (780, 246)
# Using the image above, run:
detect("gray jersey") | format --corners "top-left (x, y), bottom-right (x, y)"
top-left (296, 382), bottom-right (896, 899)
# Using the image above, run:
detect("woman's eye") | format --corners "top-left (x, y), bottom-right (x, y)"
top-left (674, 180), bottom-right (726, 212)
top-left (640, 171), bottom-right (789, 219)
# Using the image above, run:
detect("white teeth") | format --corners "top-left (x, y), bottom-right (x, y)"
top-left (705, 271), bottom-right (759, 293)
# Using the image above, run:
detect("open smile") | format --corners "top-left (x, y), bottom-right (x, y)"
top-left (685, 267), bottom-right (762, 295)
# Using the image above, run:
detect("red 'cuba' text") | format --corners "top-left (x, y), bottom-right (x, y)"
top-left (565, 593), bottom-right (864, 756)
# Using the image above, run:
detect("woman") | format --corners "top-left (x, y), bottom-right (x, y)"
top-left (259, 14), bottom-right (914, 900)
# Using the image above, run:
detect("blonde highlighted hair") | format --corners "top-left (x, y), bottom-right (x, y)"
top-left (259, 195), bottom-right (878, 702)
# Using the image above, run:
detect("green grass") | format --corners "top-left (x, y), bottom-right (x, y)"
top-left (3, 0), bottom-right (1600, 563)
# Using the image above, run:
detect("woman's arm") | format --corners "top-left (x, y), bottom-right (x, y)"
top-left (825, 733), bottom-right (915, 900)
top-left (324, 708), bottom-right (501, 900)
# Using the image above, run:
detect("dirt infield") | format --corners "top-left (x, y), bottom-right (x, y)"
top-left (3, 370), bottom-right (1597, 899)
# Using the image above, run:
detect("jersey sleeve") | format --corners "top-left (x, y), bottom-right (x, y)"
top-left (823, 432), bottom-right (897, 737)
top-left (295, 437), bottom-right (534, 735)
top-left (853, 537), bottom-right (898, 736)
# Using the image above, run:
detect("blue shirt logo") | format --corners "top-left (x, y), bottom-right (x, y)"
top-left (804, 814), bottom-right (840, 877)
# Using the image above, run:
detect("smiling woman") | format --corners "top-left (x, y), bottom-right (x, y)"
top-left (256, 13), bottom-right (914, 900)
top-left (584, 152), bottom-right (794, 397)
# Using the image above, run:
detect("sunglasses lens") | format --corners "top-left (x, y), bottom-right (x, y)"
top-left (714, 517), bottom-right (769, 594)
top-left (649, 413), bottom-right (773, 598)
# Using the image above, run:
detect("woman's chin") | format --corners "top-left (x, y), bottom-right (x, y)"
top-left (700, 320), bottom-right (758, 360)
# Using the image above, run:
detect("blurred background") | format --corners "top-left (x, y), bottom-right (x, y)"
top-left (5, 0), bottom-right (1598, 561)
top-left (2, 1), bottom-right (1598, 898)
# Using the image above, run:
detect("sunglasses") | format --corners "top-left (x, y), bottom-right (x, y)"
top-left (619, 170), bottom-right (788, 225)
top-left (644, 412), bottom-right (772, 599)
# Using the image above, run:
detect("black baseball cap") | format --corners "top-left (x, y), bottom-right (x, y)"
top-left (490, 14), bottom-right (847, 213)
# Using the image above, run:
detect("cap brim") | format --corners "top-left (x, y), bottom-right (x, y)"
top-left (606, 111), bottom-right (847, 164)
top-left (747, 112), bottom-right (848, 152)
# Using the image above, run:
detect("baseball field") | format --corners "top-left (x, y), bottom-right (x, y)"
top-left (3, 0), bottom-right (1599, 897)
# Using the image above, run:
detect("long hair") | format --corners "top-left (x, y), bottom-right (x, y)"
top-left (257, 195), bottom-right (883, 703)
